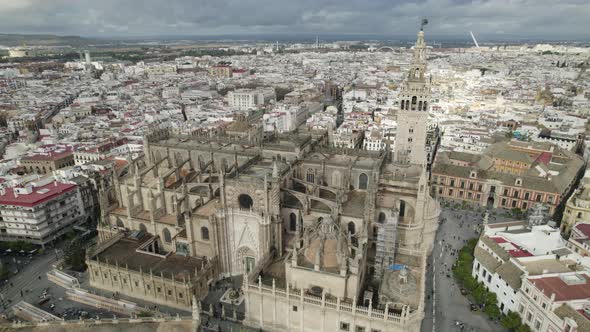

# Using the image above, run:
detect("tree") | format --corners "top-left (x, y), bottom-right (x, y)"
top-left (516, 324), bottom-right (532, 332)
top-left (473, 284), bottom-right (487, 304)
top-left (484, 304), bottom-right (501, 320)
top-left (64, 238), bottom-right (87, 272)
top-left (463, 275), bottom-right (479, 291)
top-left (485, 291), bottom-right (498, 306)
top-left (501, 311), bottom-right (523, 331)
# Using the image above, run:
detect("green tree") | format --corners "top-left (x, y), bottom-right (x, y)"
top-left (484, 304), bottom-right (501, 320)
top-left (501, 311), bottom-right (522, 331)
top-left (485, 291), bottom-right (498, 306)
top-left (473, 284), bottom-right (487, 304)
top-left (64, 238), bottom-right (87, 272)
top-left (463, 275), bottom-right (479, 291)
top-left (516, 324), bottom-right (532, 332)
top-left (511, 208), bottom-right (524, 219)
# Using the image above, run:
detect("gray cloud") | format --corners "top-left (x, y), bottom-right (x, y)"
top-left (0, 0), bottom-right (587, 39)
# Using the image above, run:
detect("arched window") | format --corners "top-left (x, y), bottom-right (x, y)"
top-left (306, 169), bottom-right (315, 183)
top-left (401, 100), bottom-right (405, 110)
top-left (116, 217), bottom-right (124, 228)
top-left (290, 213), bottom-right (297, 232)
top-left (139, 223), bottom-right (148, 233)
top-left (418, 101), bottom-right (423, 111)
top-left (411, 96), bottom-right (417, 110)
top-left (163, 228), bottom-right (172, 243)
top-left (578, 212), bottom-right (583, 219)
top-left (399, 200), bottom-right (406, 217)
top-left (423, 101), bottom-right (428, 111)
top-left (378, 212), bottom-right (386, 224)
top-left (201, 227), bottom-right (210, 240)
top-left (359, 173), bottom-right (368, 190)
top-left (348, 221), bottom-right (356, 235)
top-left (238, 194), bottom-right (253, 209)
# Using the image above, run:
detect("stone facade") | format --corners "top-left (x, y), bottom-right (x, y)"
top-left (87, 27), bottom-right (439, 331)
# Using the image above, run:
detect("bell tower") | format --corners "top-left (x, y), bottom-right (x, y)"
top-left (394, 24), bottom-right (431, 165)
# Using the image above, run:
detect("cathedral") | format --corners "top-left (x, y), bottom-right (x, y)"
top-left (87, 28), bottom-right (439, 332)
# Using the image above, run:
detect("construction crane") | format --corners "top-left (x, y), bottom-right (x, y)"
top-left (470, 31), bottom-right (480, 48)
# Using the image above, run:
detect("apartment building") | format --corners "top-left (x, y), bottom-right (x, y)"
top-left (518, 272), bottom-right (590, 331)
top-left (0, 178), bottom-right (87, 246)
top-left (227, 88), bottom-right (276, 111)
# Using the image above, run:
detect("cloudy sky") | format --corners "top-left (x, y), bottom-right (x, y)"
top-left (0, 0), bottom-right (588, 40)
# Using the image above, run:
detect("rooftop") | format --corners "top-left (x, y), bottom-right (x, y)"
top-left (91, 235), bottom-right (206, 282)
top-left (491, 236), bottom-right (534, 258)
top-left (0, 181), bottom-right (76, 207)
top-left (529, 273), bottom-right (590, 302)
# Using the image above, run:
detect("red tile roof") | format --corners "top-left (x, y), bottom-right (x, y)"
top-left (573, 223), bottom-right (590, 238)
top-left (491, 236), bottom-right (534, 258)
top-left (0, 182), bottom-right (76, 207)
top-left (530, 274), bottom-right (590, 302)
top-left (21, 146), bottom-right (74, 161)
top-left (535, 151), bottom-right (553, 165)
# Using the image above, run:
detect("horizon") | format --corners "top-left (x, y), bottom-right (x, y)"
top-left (0, 0), bottom-right (589, 41)
top-left (0, 32), bottom-right (588, 45)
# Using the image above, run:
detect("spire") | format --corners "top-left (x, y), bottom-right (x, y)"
top-left (272, 159), bottom-right (279, 178)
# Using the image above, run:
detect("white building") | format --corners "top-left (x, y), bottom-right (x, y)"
top-left (227, 88), bottom-right (276, 111)
top-left (0, 178), bottom-right (87, 246)
top-left (517, 272), bottom-right (590, 331)
top-left (472, 220), bottom-right (572, 315)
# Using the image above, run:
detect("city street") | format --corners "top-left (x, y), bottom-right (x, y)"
top-left (0, 250), bottom-right (60, 312)
top-left (421, 204), bottom-right (511, 332)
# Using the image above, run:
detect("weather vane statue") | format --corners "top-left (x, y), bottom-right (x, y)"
top-left (420, 18), bottom-right (429, 31)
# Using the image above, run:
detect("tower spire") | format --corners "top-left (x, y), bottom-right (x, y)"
top-left (393, 25), bottom-right (431, 166)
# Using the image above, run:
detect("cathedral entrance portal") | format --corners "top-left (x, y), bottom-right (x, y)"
top-left (245, 257), bottom-right (255, 273)
top-left (237, 246), bottom-right (256, 274)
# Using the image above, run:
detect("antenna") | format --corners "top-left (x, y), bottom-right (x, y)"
top-left (470, 31), bottom-right (480, 48)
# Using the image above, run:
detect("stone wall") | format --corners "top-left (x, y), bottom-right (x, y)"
top-left (243, 279), bottom-right (422, 332)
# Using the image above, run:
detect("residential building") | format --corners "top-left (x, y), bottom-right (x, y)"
top-left (472, 216), bottom-right (573, 315)
top-left (518, 272), bottom-right (590, 331)
top-left (208, 65), bottom-right (232, 78)
top-left (0, 177), bottom-right (87, 246)
top-left (227, 88), bottom-right (276, 111)
top-left (561, 170), bottom-right (590, 236)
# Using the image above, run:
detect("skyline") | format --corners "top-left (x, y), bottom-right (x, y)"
top-left (0, 0), bottom-right (589, 41)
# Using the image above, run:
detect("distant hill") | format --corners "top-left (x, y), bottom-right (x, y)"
top-left (0, 33), bottom-right (101, 47)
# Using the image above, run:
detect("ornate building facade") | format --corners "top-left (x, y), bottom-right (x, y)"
top-left (87, 27), bottom-right (440, 331)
